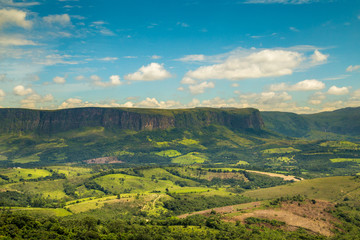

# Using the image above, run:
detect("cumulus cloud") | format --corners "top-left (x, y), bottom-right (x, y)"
top-left (177, 54), bottom-right (205, 62)
top-left (240, 91), bottom-right (292, 105)
top-left (346, 65), bottom-right (360, 72)
top-left (124, 63), bottom-right (172, 81)
top-left (189, 81), bottom-right (215, 94)
top-left (0, 89), bottom-right (5, 100)
top-left (308, 92), bottom-right (326, 105)
top-left (43, 14), bottom-right (71, 26)
top-left (134, 98), bottom-right (181, 108)
top-left (0, 36), bottom-right (37, 46)
top-left (269, 79), bottom-right (325, 91)
top-left (310, 49), bottom-right (328, 63)
top-left (93, 75), bottom-right (122, 87)
top-left (53, 76), bottom-right (66, 84)
top-left (327, 86), bottom-right (349, 95)
top-left (13, 85), bottom-right (33, 96)
top-left (21, 93), bottom-right (53, 108)
top-left (59, 98), bottom-right (83, 109)
top-left (184, 49), bottom-right (303, 81)
top-left (0, 9), bottom-right (32, 29)
top-left (180, 77), bottom-right (196, 85)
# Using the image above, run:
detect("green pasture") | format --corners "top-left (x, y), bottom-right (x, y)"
top-left (155, 150), bottom-right (181, 157)
top-left (171, 152), bottom-right (208, 165)
top-left (10, 207), bottom-right (72, 217)
top-left (0, 168), bottom-right (51, 181)
top-left (236, 160), bottom-right (249, 165)
top-left (261, 147), bottom-right (301, 154)
top-left (320, 141), bottom-right (359, 150)
top-left (242, 176), bottom-right (360, 205)
top-left (12, 154), bottom-right (40, 164)
top-left (4, 179), bottom-right (67, 199)
top-left (94, 173), bottom-right (179, 194)
top-left (330, 158), bottom-right (360, 163)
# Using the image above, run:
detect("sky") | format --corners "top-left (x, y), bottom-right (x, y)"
top-left (0, 0), bottom-right (359, 113)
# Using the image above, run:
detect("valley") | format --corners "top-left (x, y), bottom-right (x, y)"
top-left (1, 107), bottom-right (360, 239)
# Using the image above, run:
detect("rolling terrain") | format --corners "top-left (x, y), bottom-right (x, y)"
top-left (1, 106), bottom-right (360, 239)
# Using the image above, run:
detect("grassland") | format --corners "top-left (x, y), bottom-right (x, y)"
top-left (262, 147), bottom-right (301, 154)
top-left (330, 158), bottom-right (360, 163)
top-left (171, 152), bottom-right (208, 164)
top-left (155, 150), bottom-right (182, 157)
top-left (242, 176), bottom-right (360, 205)
top-left (0, 168), bottom-right (51, 181)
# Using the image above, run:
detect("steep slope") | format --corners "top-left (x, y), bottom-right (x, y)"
top-left (0, 107), bottom-right (264, 134)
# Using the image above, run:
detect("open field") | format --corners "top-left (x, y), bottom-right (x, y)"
top-left (242, 176), bottom-right (360, 205)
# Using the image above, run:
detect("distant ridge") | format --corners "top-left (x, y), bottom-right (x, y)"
top-left (0, 107), bottom-right (264, 134)
top-left (262, 107), bottom-right (360, 139)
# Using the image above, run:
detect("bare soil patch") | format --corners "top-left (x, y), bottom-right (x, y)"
top-left (226, 199), bottom-right (338, 237)
top-left (246, 170), bottom-right (303, 181)
top-left (177, 201), bottom-right (260, 219)
top-left (84, 157), bottom-right (123, 164)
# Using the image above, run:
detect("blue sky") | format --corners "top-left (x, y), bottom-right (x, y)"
top-left (0, 0), bottom-right (359, 113)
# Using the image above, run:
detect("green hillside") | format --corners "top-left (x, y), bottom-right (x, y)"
top-left (262, 107), bottom-right (360, 140)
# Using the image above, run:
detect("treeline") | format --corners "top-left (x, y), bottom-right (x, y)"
top-left (0, 210), bottom-right (328, 240)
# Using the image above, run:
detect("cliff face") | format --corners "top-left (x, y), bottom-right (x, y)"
top-left (0, 107), bottom-right (264, 134)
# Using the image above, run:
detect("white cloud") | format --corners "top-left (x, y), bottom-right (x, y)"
top-left (232, 83), bottom-right (239, 87)
top-left (92, 75), bottom-right (122, 87)
top-left (151, 55), bottom-right (162, 59)
top-left (180, 77), bottom-right (196, 85)
top-left (53, 76), bottom-right (66, 84)
top-left (353, 89), bottom-right (360, 99)
top-left (132, 97), bottom-right (181, 108)
top-left (308, 92), bottom-right (326, 105)
top-left (0, 36), bottom-right (36, 46)
top-left (327, 86), bottom-right (349, 95)
top-left (177, 22), bottom-right (189, 27)
top-left (123, 56), bottom-right (137, 59)
top-left (269, 79), bottom-right (325, 91)
top-left (43, 14), bottom-right (71, 26)
top-left (0, 9), bottom-right (32, 29)
top-left (36, 54), bottom-right (79, 65)
top-left (124, 63), bottom-right (172, 81)
top-left (289, 26), bottom-right (299, 32)
top-left (21, 93), bottom-right (53, 108)
top-left (13, 85), bottom-right (33, 96)
top-left (0, 89), bottom-right (5, 100)
top-left (99, 57), bottom-right (118, 61)
top-left (177, 54), bottom-right (205, 62)
top-left (240, 91), bottom-right (292, 104)
top-left (189, 81), bottom-right (215, 94)
top-left (177, 86), bottom-right (185, 91)
top-left (244, 0), bottom-right (315, 4)
top-left (59, 98), bottom-right (83, 108)
top-left (310, 49), bottom-right (328, 63)
top-left (184, 49), bottom-right (303, 81)
top-left (346, 65), bottom-right (360, 72)
top-left (0, 0), bottom-right (40, 7)
top-left (75, 75), bottom-right (84, 81)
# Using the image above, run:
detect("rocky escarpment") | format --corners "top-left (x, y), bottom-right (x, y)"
top-left (0, 107), bottom-right (264, 134)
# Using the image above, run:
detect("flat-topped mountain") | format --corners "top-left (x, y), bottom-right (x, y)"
top-left (0, 107), bottom-right (264, 134)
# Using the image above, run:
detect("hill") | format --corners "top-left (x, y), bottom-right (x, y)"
top-left (262, 107), bottom-right (360, 140)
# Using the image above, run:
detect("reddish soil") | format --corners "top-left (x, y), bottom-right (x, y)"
top-left (84, 157), bottom-right (123, 164)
